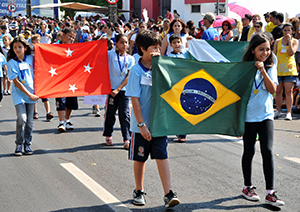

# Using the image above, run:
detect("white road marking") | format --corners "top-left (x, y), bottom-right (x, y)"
top-left (284, 157), bottom-right (300, 164)
top-left (215, 134), bottom-right (243, 144)
top-left (61, 163), bottom-right (132, 212)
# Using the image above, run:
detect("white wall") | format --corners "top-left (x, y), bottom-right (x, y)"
top-left (172, 0), bottom-right (300, 26)
top-left (171, 0), bottom-right (225, 23)
top-left (39, 0), bottom-right (54, 17)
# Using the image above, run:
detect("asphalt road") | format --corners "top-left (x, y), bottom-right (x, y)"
top-left (0, 95), bottom-right (299, 212)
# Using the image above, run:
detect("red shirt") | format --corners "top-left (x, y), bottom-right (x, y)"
top-left (166, 13), bottom-right (173, 22)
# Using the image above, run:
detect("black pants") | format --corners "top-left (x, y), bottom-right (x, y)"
top-left (242, 119), bottom-right (274, 190)
top-left (103, 91), bottom-right (130, 141)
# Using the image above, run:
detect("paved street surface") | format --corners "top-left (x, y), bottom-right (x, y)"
top-left (0, 95), bottom-right (299, 212)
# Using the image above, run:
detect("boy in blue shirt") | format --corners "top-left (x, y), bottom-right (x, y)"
top-left (125, 30), bottom-right (180, 208)
top-left (168, 33), bottom-right (188, 142)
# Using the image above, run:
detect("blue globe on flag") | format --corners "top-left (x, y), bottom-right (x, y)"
top-left (180, 78), bottom-right (217, 115)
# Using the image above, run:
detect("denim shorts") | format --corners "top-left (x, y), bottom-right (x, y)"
top-left (278, 75), bottom-right (297, 84)
top-left (129, 132), bottom-right (168, 162)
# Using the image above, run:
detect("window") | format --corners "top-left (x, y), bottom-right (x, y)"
top-left (191, 5), bottom-right (201, 13)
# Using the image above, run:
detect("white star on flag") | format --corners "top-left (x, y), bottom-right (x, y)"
top-left (68, 84), bottom-right (78, 93)
top-left (65, 48), bottom-right (74, 57)
top-left (48, 67), bottom-right (57, 77)
top-left (83, 64), bottom-right (93, 73)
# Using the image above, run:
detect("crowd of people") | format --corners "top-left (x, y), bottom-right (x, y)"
top-left (1, 8), bottom-right (299, 209)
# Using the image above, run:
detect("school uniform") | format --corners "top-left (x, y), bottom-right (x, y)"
top-left (7, 55), bottom-right (37, 146)
top-left (243, 60), bottom-right (278, 190)
top-left (55, 41), bottom-right (78, 111)
top-left (167, 49), bottom-right (189, 58)
top-left (165, 33), bottom-right (189, 56)
top-left (168, 50), bottom-right (189, 139)
top-left (103, 51), bottom-right (135, 141)
top-left (125, 61), bottom-right (168, 162)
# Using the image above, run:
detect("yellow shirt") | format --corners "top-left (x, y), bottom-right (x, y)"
top-left (161, 29), bottom-right (169, 39)
top-left (265, 22), bottom-right (277, 33)
top-left (276, 38), bottom-right (297, 76)
top-left (247, 26), bottom-right (256, 41)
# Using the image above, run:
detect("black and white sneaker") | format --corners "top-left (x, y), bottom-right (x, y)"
top-left (24, 145), bottom-right (33, 155)
top-left (132, 190), bottom-right (146, 206)
top-left (57, 123), bottom-right (66, 132)
top-left (95, 110), bottom-right (101, 117)
top-left (14, 145), bottom-right (23, 156)
top-left (164, 190), bottom-right (180, 208)
top-left (66, 121), bottom-right (74, 130)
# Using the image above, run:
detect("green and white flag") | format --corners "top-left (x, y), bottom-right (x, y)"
top-left (188, 39), bottom-right (249, 62)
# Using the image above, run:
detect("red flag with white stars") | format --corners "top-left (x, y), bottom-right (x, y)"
top-left (34, 40), bottom-right (111, 98)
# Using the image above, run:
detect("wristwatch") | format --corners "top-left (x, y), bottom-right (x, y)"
top-left (137, 122), bottom-right (145, 127)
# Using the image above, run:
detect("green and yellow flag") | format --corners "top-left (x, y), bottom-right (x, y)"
top-left (149, 56), bottom-right (256, 137)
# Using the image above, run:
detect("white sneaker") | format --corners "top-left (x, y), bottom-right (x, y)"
top-left (66, 121), bottom-right (74, 130)
top-left (95, 109), bottom-right (101, 117)
top-left (57, 123), bottom-right (66, 132)
top-left (274, 110), bottom-right (281, 119)
top-left (284, 112), bottom-right (292, 121)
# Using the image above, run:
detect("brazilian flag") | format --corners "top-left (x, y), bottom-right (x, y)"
top-left (149, 56), bottom-right (256, 137)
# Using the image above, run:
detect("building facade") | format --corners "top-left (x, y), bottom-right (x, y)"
top-left (128, 0), bottom-right (228, 22)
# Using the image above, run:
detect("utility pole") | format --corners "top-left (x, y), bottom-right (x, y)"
top-left (216, 0), bottom-right (219, 15)
top-left (26, 0), bottom-right (31, 18)
top-left (108, 4), bottom-right (118, 23)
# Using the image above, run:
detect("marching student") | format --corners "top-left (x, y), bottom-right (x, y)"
top-left (55, 28), bottom-right (78, 132)
top-left (125, 30), bottom-right (180, 208)
top-left (167, 33), bottom-right (189, 142)
top-left (31, 34), bottom-right (53, 121)
top-left (2, 34), bottom-right (12, 95)
top-left (7, 36), bottom-right (39, 156)
top-left (103, 34), bottom-right (134, 149)
top-left (241, 33), bottom-right (285, 207)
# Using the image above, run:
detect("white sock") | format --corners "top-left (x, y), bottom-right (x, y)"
top-left (65, 119), bottom-right (70, 123)
top-left (244, 185), bottom-right (253, 190)
top-left (60, 120), bottom-right (65, 124)
top-left (267, 190), bottom-right (274, 195)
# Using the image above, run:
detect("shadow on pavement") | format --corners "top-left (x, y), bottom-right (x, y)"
top-left (130, 195), bottom-right (282, 211)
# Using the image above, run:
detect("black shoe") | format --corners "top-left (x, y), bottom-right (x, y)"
top-left (164, 190), bottom-right (180, 208)
top-left (46, 112), bottom-right (53, 121)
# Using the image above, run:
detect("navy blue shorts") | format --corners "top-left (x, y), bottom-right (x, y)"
top-left (56, 97), bottom-right (78, 111)
top-left (41, 98), bottom-right (49, 102)
top-left (128, 132), bottom-right (168, 162)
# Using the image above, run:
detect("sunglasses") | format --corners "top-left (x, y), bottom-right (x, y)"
top-left (223, 24), bottom-right (228, 26)
top-left (254, 25), bottom-right (261, 28)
